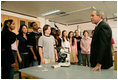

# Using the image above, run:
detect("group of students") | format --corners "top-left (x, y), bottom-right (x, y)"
top-left (1, 20), bottom-right (42, 79)
top-left (1, 19), bottom-right (92, 79)
top-left (1, 13), bottom-right (115, 78)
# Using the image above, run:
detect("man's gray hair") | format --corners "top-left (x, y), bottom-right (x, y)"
top-left (94, 10), bottom-right (105, 19)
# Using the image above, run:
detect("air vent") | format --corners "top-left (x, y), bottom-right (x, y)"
top-left (56, 12), bottom-right (70, 17)
top-left (66, 19), bottom-right (84, 23)
top-left (56, 12), bottom-right (66, 15)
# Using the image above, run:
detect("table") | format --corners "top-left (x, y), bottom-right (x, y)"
top-left (19, 63), bottom-right (117, 79)
top-left (114, 51), bottom-right (117, 70)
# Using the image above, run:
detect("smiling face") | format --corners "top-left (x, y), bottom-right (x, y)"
top-left (9, 21), bottom-right (15, 30)
top-left (63, 31), bottom-right (67, 37)
top-left (22, 25), bottom-right (28, 34)
top-left (70, 32), bottom-right (73, 38)
top-left (32, 22), bottom-right (38, 30)
top-left (45, 26), bottom-right (51, 35)
top-left (84, 32), bottom-right (88, 37)
top-left (75, 30), bottom-right (79, 36)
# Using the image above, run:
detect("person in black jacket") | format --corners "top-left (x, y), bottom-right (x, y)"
top-left (27, 22), bottom-right (42, 66)
top-left (1, 19), bottom-right (16, 79)
top-left (90, 10), bottom-right (113, 72)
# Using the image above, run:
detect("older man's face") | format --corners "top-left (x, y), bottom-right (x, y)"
top-left (91, 11), bottom-right (100, 24)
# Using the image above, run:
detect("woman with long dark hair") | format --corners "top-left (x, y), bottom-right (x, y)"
top-left (68, 31), bottom-right (78, 64)
top-left (17, 24), bottom-right (30, 78)
top-left (61, 30), bottom-right (71, 53)
top-left (1, 19), bottom-right (16, 79)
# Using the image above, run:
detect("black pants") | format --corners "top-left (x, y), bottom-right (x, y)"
top-left (18, 52), bottom-right (30, 79)
top-left (2, 66), bottom-right (11, 79)
top-left (1, 53), bottom-right (12, 79)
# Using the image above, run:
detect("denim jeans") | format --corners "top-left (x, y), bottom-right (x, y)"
top-left (32, 60), bottom-right (39, 66)
top-left (77, 50), bottom-right (81, 65)
top-left (9, 50), bottom-right (17, 79)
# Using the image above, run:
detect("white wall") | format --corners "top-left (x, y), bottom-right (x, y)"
top-left (67, 19), bottom-right (117, 48)
top-left (108, 20), bottom-right (117, 49)
top-left (1, 10), bottom-right (95, 34)
top-left (66, 19), bottom-right (117, 35)
top-left (1, 10), bottom-right (117, 48)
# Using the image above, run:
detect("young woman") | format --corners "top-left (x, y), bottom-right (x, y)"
top-left (68, 31), bottom-right (78, 64)
top-left (61, 30), bottom-right (71, 53)
top-left (1, 19), bottom-right (16, 79)
top-left (80, 30), bottom-right (92, 67)
top-left (38, 24), bottom-right (58, 64)
top-left (17, 25), bottom-right (30, 78)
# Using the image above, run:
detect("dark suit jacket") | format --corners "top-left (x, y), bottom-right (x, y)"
top-left (90, 20), bottom-right (113, 69)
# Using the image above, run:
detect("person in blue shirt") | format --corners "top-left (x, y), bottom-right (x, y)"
top-left (17, 24), bottom-right (30, 78)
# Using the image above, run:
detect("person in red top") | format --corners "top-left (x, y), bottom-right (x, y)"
top-left (112, 38), bottom-right (115, 56)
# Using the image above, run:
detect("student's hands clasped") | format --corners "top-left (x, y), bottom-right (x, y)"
top-left (85, 50), bottom-right (89, 53)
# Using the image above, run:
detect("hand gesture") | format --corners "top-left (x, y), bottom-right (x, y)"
top-left (92, 64), bottom-right (102, 72)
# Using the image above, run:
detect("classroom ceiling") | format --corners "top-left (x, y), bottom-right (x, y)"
top-left (1, 1), bottom-right (117, 25)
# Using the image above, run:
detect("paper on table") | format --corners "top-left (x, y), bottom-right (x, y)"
top-left (37, 65), bottom-right (42, 68)
top-left (42, 68), bottom-right (48, 72)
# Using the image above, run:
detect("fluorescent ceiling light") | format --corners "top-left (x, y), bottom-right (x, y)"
top-left (41, 9), bottom-right (60, 16)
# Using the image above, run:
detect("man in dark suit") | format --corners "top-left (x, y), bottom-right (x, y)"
top-left (90, 10), bottom-right (113, 72)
